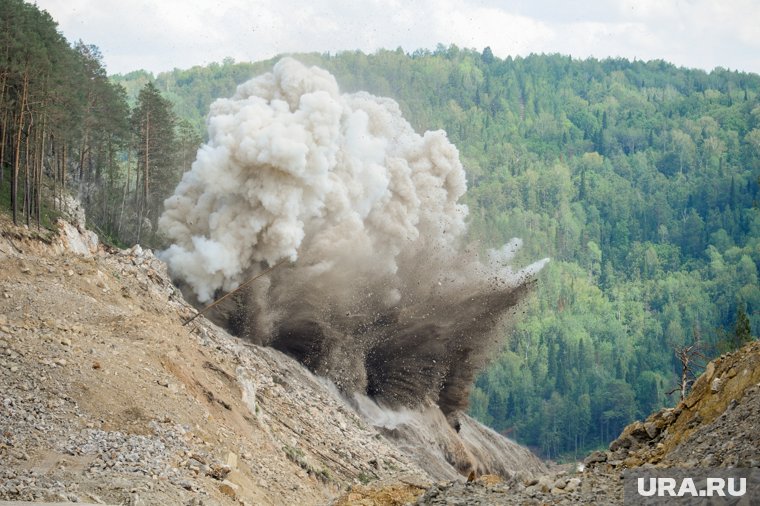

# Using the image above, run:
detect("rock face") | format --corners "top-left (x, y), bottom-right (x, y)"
top-left (57, 221), bottom-right (100, 257)
top-left (0, 216), bottom-right (546, 505)
top-left (588, 339), bottom-right (760, 471)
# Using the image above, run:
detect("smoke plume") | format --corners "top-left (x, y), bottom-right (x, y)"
top-left (159, 57), bottom-right (547, 418)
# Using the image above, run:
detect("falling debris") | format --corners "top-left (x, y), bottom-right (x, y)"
top-left (159, 57), bottom-right (547, 419)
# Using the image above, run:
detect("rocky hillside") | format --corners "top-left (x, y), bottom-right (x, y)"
top-left (403, 329), bottom-right (760, 505)
top-left (2, 216), bottom-right (757, 505)
top-left (0, 217), bottom-right (545, 505)
top-left (589, 338), bottom-right (760, 470)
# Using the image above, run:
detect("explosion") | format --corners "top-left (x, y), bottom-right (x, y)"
top-left (159, 57), bottom-right (547, 420)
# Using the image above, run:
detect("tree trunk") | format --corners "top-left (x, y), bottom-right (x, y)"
top-left (0, 70), bottom-right (8, 187)
top-left (104, 136), bottom-right (112, 230)
top-left (118, 148), bottom-right (131, 239)
top-left (144, 109), bottom-right (150, 203)
top-left (51, 135), bottom-right (57, 210)
top-left (0, 108), bottom-right (7, 187)
top-left (36, 113), bottom-right (46, 229)
top-left (680, 356), bottom-right (689, 401)
top-left (78, 132), bottom-right (88, 199)
top-left (12, 70), bottom-right (29, 225)
top-left (61, 143), bottom-right (67, 193)
top-left (24, 116), bottom-right (31, 226)
top-left (139, 110), bottom-right (151, 244)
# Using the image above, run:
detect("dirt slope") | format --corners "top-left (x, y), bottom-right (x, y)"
top-left (0, 218), bottom-right (430, 505)
top-left (0, 217), bottom-right (548, 505)
top-left (3, 216), bottom-right (757, 506)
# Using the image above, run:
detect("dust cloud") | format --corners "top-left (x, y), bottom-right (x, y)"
top-left (159, 57), bottom-right (547, 419)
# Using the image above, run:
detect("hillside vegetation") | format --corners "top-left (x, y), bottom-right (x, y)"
top-left (114, 47), bottom-right (760, 459)
top-left (3, 0), bottom-right (759, 460)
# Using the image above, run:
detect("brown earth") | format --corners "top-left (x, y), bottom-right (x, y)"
top-left (0, 216), bottom-right (430, 505)
top-left (3, 215), bottom-right (756, 506)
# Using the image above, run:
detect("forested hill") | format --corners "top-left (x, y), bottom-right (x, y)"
top-left (2, 0), bottom-right (758, 461)
top-left (123, 49), bottom-right (760, 459)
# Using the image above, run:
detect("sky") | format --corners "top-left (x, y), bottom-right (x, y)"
top-left (34, 0), bottom-right (760, 76)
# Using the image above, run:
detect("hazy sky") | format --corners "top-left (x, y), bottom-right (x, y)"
top-left (34, 0), bottom-right (760, 76)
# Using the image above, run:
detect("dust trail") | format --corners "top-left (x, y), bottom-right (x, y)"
top-left (353, 393), bottom-right (547, 479)
top-left (159, 57), bottom-right (547, 418)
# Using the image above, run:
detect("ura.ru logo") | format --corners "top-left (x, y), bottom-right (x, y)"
top-left (637, 477), bottom-right (746, 497)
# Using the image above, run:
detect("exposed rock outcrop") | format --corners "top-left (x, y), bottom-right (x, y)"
top-left (586, 340), bottom-right (760, 471)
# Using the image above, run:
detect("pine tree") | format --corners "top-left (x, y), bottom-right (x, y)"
top-left (130, 82), bottom-right (177, 243)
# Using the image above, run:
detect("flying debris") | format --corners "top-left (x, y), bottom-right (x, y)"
top-left (159, 57), bottom-right (547, 420)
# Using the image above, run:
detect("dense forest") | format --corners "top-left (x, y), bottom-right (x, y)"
top-left (3, 0), bottom-right (759, 461)
top-left (0, 0), bottom-right (199, 244)
top-left (112, 48), bottom-right (760, 459)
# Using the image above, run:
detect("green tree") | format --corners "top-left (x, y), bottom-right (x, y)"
top-left (734, 305), bottom-right (752, 347)
top-left (130, 81), bottom-right (177, 243)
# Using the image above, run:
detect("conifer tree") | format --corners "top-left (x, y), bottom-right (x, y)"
top-left (131, 82), bottom-right (177, 242)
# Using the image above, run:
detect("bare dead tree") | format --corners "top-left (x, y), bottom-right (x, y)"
top-left (667, 339), bottom-right (707, 401)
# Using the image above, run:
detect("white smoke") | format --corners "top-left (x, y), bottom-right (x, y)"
top-left (159, 57), bottom-right (547, 414)
top-left (159, 57), bottom-right (469, 303)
